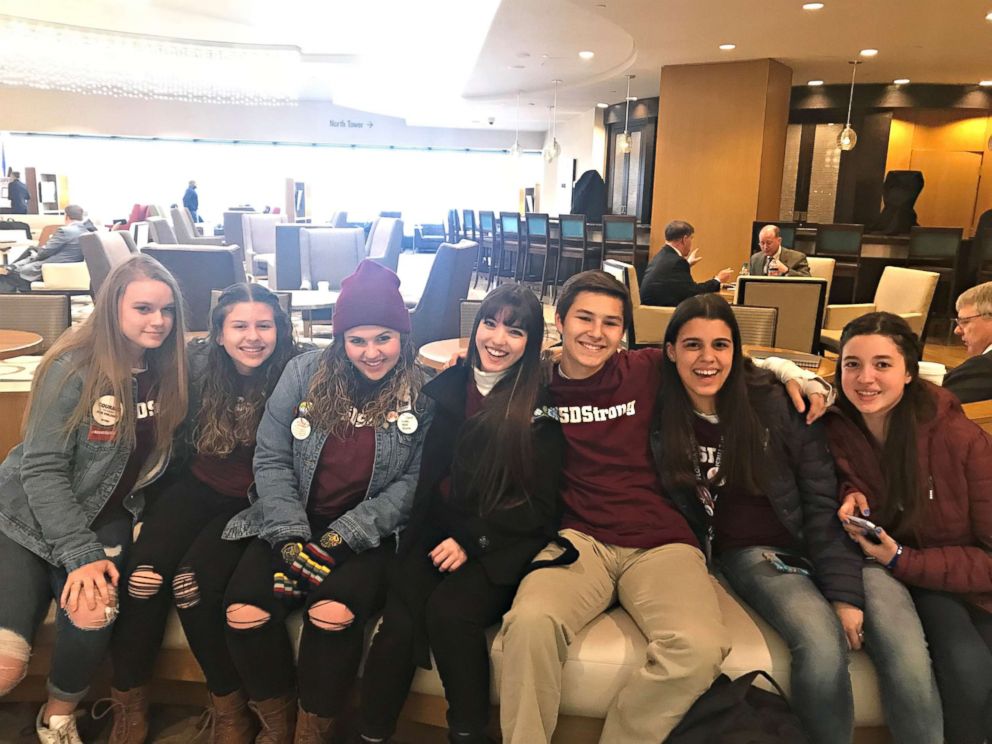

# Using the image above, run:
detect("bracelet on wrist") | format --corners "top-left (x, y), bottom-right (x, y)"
top-left (885, 544), bottom-right (903, 570)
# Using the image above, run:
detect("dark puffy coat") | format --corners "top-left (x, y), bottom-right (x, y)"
top-left (652, 365), bottom-right (865, 609)
top-left (825, 383), bottom-right (992, 613)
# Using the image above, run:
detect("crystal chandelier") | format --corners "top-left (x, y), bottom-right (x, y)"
top-left (618, 74), bottom-right (635, 154)
top-left (0, 15), bottom-right (301, 106)
top-left (542, 79), bottom-right (561, 163)
top-left (838, 60), bottom-right (862, 151)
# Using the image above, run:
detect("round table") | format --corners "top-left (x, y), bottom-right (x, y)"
top-left (744, 344), bottom-right (835, 382)
top-left (0, 330), bottom-right (43, 361)
top-left (289, 290), bottom-right (339, 337)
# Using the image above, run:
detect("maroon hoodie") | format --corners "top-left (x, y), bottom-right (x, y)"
top-left (825, 383), bottom-right (992, 614)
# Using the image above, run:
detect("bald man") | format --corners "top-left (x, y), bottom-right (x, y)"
top-left (749, 225), bottom-right (810, 277)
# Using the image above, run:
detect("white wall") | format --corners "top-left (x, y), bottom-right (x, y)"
top-left (540, 107), bottom-right (606, 215)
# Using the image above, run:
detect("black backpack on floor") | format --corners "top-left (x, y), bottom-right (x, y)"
top-left (664, 671), bottom-right (810, 744)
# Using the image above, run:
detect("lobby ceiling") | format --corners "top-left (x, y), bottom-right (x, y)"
top-left (1, 0), bottom-right (989, 130)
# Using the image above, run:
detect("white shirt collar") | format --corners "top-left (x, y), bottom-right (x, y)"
top-left (473, 366), bottom-right (509, 396)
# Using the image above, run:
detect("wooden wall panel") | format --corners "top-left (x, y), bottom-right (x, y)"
top-left (650, 59), bottom-right (792, 282)
top-left (884, 115), bottom-right (914, 172)
top-left (909, 150), bottom-right (982, 228)
top-left (974, 116), bottom-right (992, 235)
top-left (911, 110), bottom-right (988, 152)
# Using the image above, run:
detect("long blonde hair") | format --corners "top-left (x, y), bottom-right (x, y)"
top-left (306, 335), bottom-right (422, 439)
top-left (26, 255), bottom-right (188, 459)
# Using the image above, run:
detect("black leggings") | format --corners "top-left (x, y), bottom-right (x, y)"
top-left (224, 535), bottom-right (394, 717)
top-left (112, 475), bottom-right (250, 695)
top-left (911, 588), bottom-right (992, 744)
top-left (359, 553), bottom-right (516, 739)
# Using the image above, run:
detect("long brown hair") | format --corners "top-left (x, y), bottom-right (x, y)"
top-left (195, 284), bottom-right (299, 456)
top-left (27, 255), bottom-right (188, 460)
top-left (306, 333), bottom-right (422, 440)
top-left (657, 294), bottom-right (770, 496)
top-left (460, 284), bottom-right (546, 515)
top-left (836, 312), bottom-right (935, 539)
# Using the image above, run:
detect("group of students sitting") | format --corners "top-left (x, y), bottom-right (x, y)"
top-left (0, 253), bottom-right (988, 744)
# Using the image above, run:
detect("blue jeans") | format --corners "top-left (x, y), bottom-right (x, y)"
top-left (719, 546), bottom-right (943, 744)
top-left (0, 517), bottom-right (131, 702)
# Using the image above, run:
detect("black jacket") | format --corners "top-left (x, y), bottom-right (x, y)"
top-left (943, 350), bottom-right (992, 404)
top-left (639, 244), bottom-right (720, 307)
top-left (650, 366), bottom-right (865, 609)
top-left (399, 362), bottom-right (565, 585)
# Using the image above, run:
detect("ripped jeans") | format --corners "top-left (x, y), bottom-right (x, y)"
top-left (0, 517), bottom-right (131, 702)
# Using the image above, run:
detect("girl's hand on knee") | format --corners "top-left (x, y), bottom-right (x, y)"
top-left (429, 538), bottom-right (467, 572)
top-left (61, 560), bottom-right (119, 612)
top-left (832, 601), bottom-right (864, 651)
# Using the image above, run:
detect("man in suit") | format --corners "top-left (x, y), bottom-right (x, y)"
top-left (7, 172), bottom-right (30, 214)
top-left (640, 220), bottom-right (733, 307)
top-left (749, 224), bottom-right (811, 277)
top-left (944, 282), bottom-right (992, 404)
top-left (0, 204), bottom-right (88, 292)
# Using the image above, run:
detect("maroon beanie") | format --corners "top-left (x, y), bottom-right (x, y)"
top-left (332, 260), bottom-right (411, 336)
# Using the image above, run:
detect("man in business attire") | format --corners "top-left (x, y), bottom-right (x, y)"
top-left (0, 204), bottom-right (88, 293)
top-left (7, 171), bottom-right (30, 214)
top-left (944, 282), bottom-right (992, 404)
top-left (640, 220), bottom-right (733, 306)
top-left (749, 224), bottom-right (811, 277)
top-left (183, 179), bottom-right (199, 222)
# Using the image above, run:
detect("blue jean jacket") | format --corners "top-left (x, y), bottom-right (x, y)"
top-left (0, 355), bottom-right (168, 572)
top-left (222, 350), bottom-right (432, 551)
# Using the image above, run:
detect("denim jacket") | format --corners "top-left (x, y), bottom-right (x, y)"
top-left (0, 354), bottom-right (169, 571)
top-left (223, 350), bottom-right (432, 551)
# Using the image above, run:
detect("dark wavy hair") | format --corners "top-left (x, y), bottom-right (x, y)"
top-left (460, 284), bottom-right (546, 515)
top-left (836, 312), bottom-right (935, 539)
top-left (194, 284), bottom-right (298, 456)
top-left (657, 294), bottom-right (772, 496)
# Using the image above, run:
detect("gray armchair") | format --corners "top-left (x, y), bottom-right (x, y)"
top-left (171, 207), bottom-right (226, 246)
top-left (80, 231), bottom-right (138, 295)
top-left (365, 217), bottom-right (403, 273)
top-left (147, 217), bottom-right (178, 245)
top-left (410, 240), bottom-right (478, 348)
top-left (0, 294), bottom-right (70, 352)
top-left (142, 244), bottom-right (247, 332)
top-left (242, 213), bottom-right (285, 279)
top-left (299, 227), bottom-right (366, 290)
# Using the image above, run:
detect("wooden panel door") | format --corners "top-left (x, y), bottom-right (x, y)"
top-left (909, 149), bottom-right (982, 228)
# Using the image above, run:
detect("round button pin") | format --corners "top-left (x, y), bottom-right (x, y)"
top-left (396, 411), bottom-right (418, 434)
top-left (92, 395), bottom-right (121, 426)
top-left (291, 417), bottom-right (312, 440)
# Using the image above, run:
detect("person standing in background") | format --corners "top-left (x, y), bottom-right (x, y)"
top-left (8, 171), bottom-right (30, 214)
top-left (183, 180), bottom-right (199, 222)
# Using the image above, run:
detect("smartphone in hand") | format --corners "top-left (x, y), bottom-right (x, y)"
top-left (845, 516), bottom-right (883, 544)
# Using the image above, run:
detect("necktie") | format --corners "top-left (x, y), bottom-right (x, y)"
top-left (764, 256), bottom-right (772, 275)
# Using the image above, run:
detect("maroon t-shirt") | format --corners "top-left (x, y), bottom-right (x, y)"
top-left (191, 442), bottom-right (254, 500)
top-left (691, 415), bottom-right (797, 555)
top-left (545, 349), bottom-right (698, 549)
top-left (94, 372), bottom-right (157, 527)
top-left (308, 424), bottom-right (376, 520)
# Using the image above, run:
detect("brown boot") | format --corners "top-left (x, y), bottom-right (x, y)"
top-left (206, 689), bottom-right (259, 744)
top-left (249, 694), bottom-right (297, 744)
top-left (98, 686), bottom-right (149, 744)
top-left (293, 705), bottom-right (336, 744)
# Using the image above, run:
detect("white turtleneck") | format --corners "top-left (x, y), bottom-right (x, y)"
top-left (473, 366), bottom-right (510, 397)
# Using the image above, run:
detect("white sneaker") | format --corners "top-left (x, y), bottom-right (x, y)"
top-left (35, 706), bottom-right (84, 744)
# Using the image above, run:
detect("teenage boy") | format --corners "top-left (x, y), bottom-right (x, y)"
top-left (499, 271), bottom-right (830, 744)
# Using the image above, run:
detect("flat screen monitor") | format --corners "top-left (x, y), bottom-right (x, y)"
top-left (132, 222), bottom-right (150, 248)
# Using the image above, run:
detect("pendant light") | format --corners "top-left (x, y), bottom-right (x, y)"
top-left (837, 60), bottom-right (862, 151)
top-left (542, 79), bottom-right (562, 163)
top-left (509, 90), bottom-right (522, 159)
top-left (618, 74), bottom-right (635, 154)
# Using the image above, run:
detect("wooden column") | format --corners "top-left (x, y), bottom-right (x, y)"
top-left (650, 59), bottom-right (792, 281)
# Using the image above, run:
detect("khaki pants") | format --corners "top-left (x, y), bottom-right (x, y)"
top-left (499, 529), bottom-right (731, 744)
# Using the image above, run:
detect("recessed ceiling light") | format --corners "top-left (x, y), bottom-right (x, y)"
top-left (859, 48), bottom-right (879, 57)
top-left (719, 43), bottom-right (736, 50)
top-left (986, 11), bottom-right (992, 20)
top-left (596, 102), bottom-right (609, 108)
top-left (807, 79), bottom-right (824, 86)
top-left (893, 78), bottom-right (910, 85)
top-left (980, 80), bottom-right (992, 87)
top-left (802, 2), bottom-right (824, 9)
top-left (578, 50), bottom-right (595, 60)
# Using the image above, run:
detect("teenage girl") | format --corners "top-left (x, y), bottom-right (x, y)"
top-left (827, 311), bottom-right (991, 744)
top-left (108, 283), bottom-right (303, 743)
top-left (0, 255), bottom-right (187, 744)
top-left (357, 284), bottom-right (565, 744)
top-left (656, 295), bottom-right (943, 744)
top-left (222, 260), bottom-right (431, 742)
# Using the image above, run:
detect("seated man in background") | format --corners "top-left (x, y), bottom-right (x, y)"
top-left (748, 224), bottom-right (811, 277)
top-left (0, 204), bottom-right (88, 293)
top-left (640, 220), bottom-right (733, 307)
top-left (944, 281), bottom-right (992, 403)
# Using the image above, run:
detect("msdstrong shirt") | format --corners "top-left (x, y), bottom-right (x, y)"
top-left (542, 348), bottom-right (698, 550)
